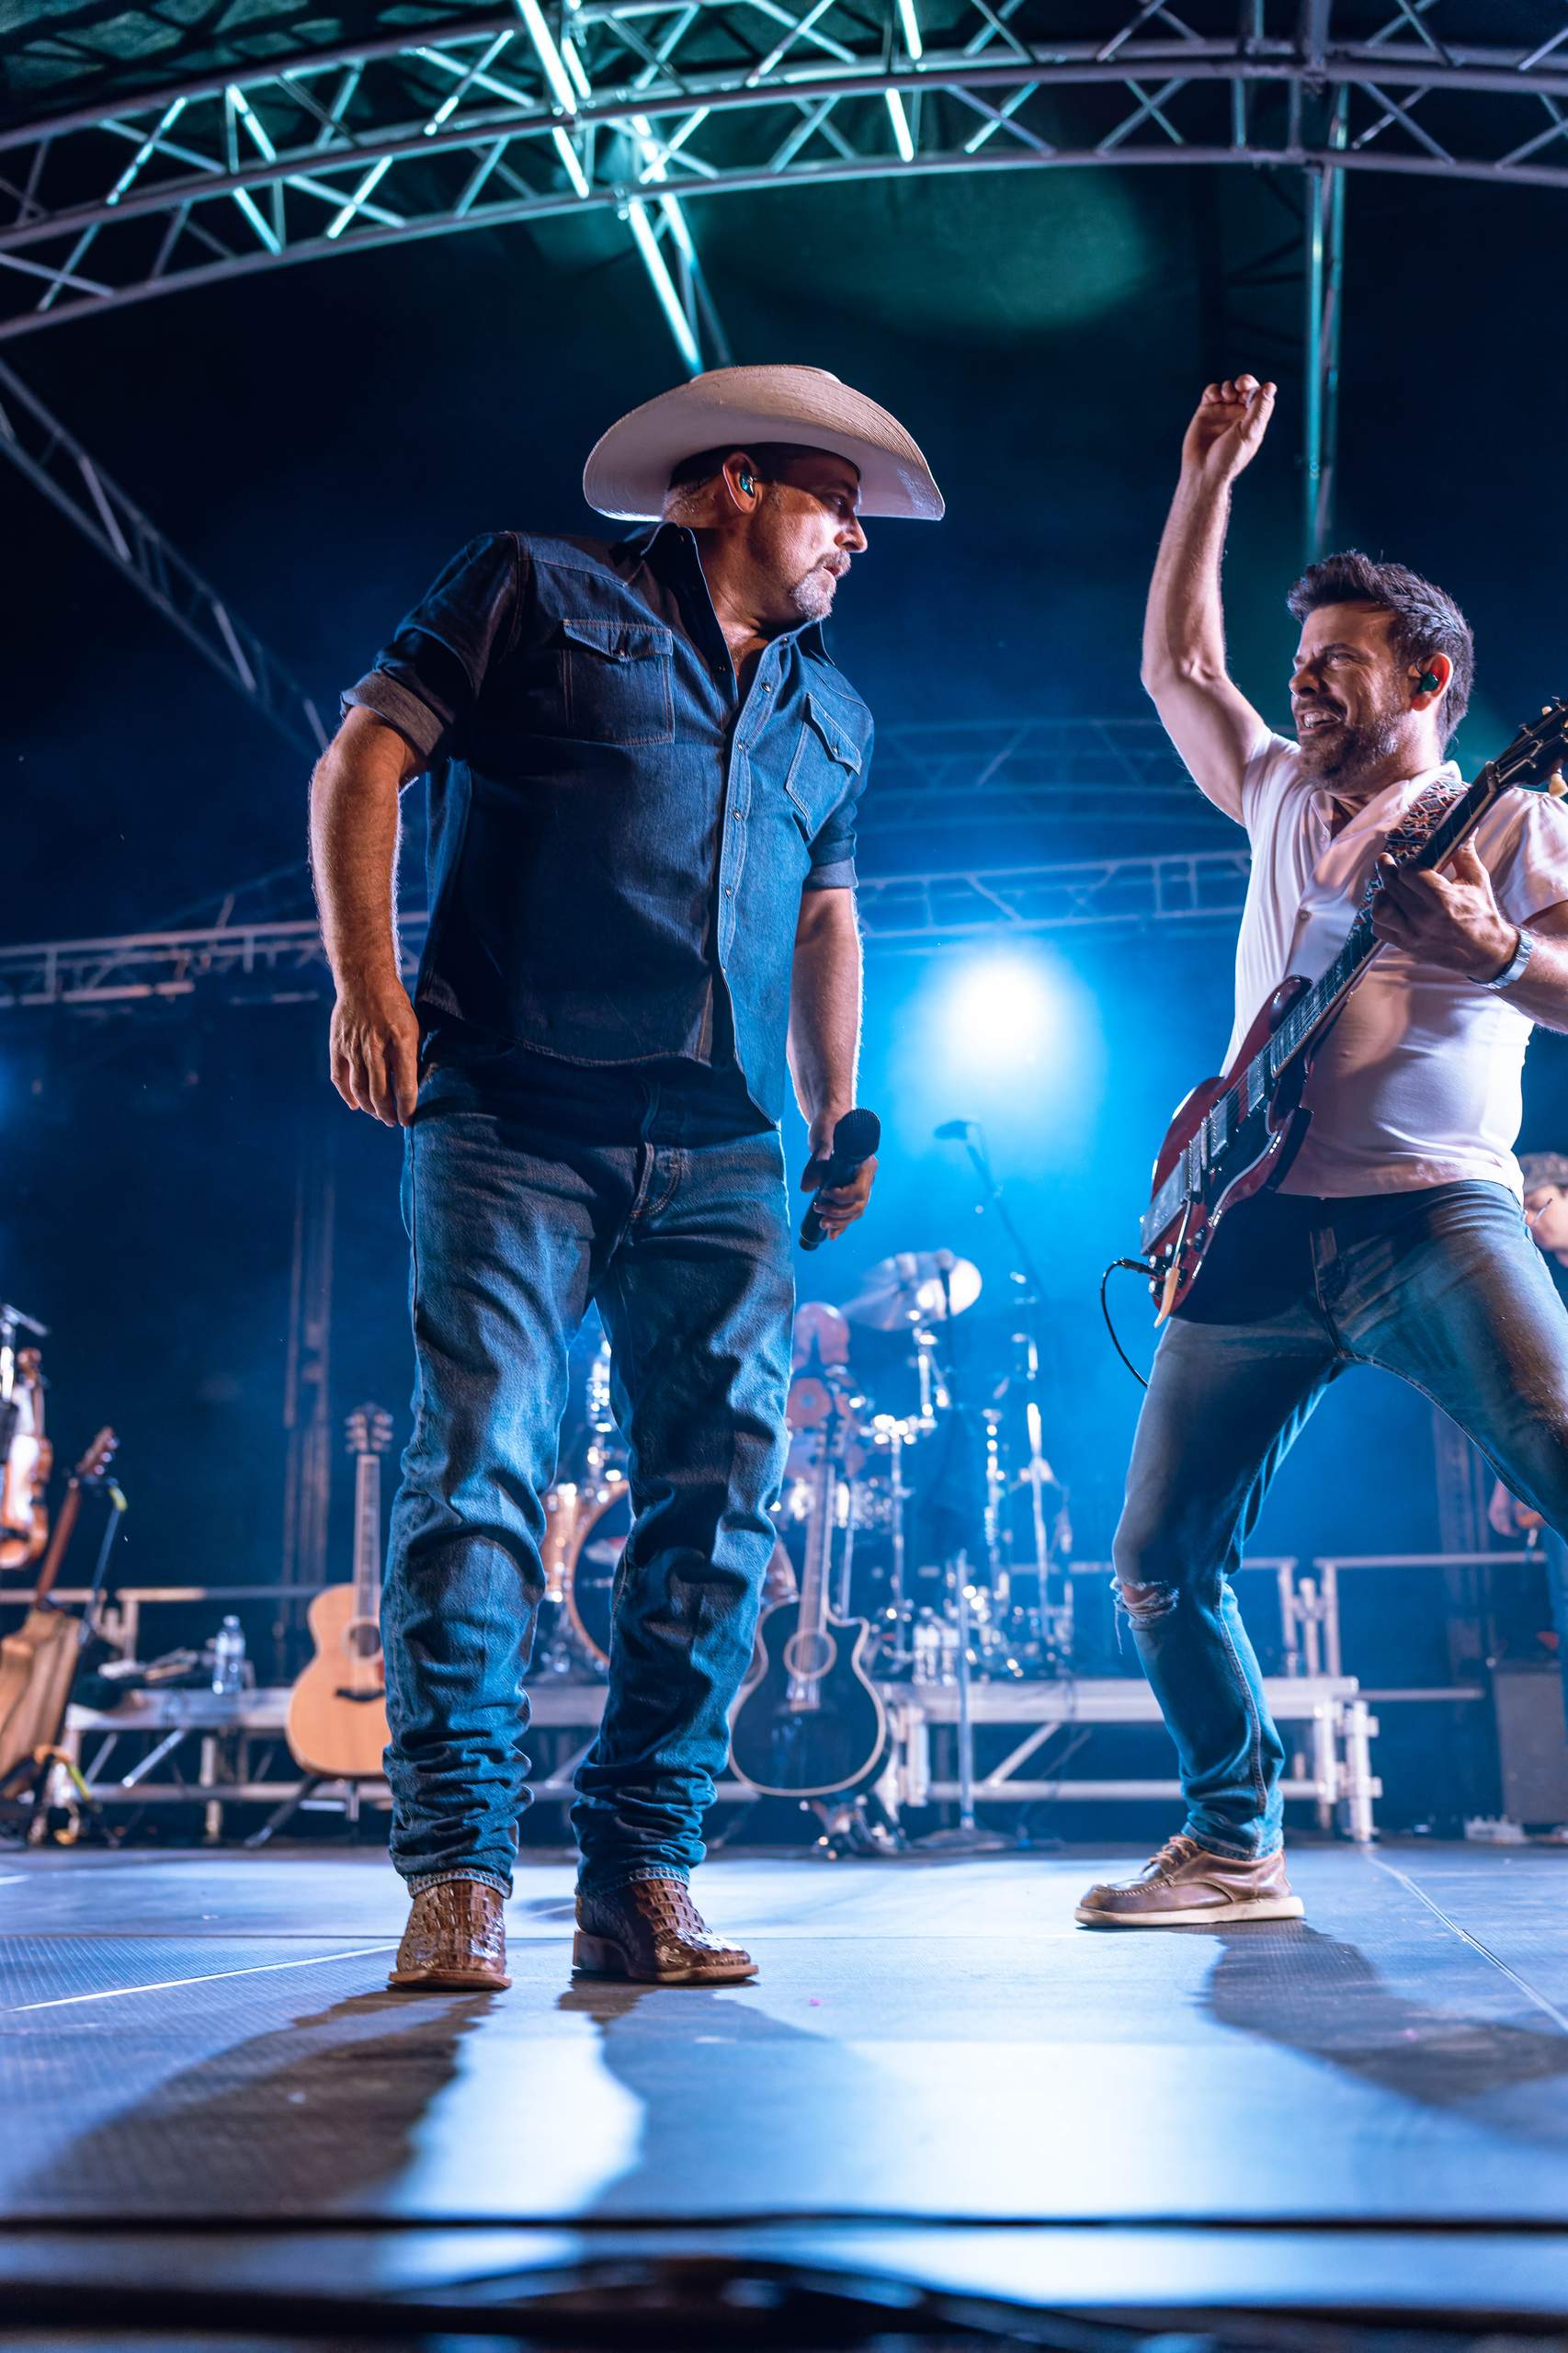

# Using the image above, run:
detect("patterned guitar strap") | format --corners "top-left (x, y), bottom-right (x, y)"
top-left (1357, 773), bottom-right (1467, 920)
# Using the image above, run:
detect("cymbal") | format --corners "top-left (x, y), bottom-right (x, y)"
top-left (842, 1251), bottom-right (983, 1330)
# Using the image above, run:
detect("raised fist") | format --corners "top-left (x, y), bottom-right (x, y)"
top-left (1181, 375), bottom-right (1277, 484)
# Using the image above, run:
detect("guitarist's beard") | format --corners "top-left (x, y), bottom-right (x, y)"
top-left (1295, 699), bottom-right (1404, 791)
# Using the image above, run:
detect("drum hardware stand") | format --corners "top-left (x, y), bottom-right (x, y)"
top-left (942, 1120), bottom-right (1072, 1661)
top-left (869, 1412), bottom-right (915, 1667)
top-left (916, 1566), bottom-right (1009, 1854)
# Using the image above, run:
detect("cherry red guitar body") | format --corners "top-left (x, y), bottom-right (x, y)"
top-left (1144, 977), bottom-right (1313, 1321)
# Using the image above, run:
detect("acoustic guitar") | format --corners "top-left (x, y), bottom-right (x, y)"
top-left (730, 1367), bottom-right (888, 1800)
top-left (285, 1405), bottom-right (393, 1779)
top-left (1141, 700), bottom-right (1568, 1322)
top-left (0, 1427), bottom-right (118, 1789)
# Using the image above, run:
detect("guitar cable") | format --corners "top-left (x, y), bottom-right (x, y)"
top-left (1100, 1257), bottom-right (1155, 1390)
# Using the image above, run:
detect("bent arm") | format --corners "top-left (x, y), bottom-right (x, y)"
top-left (309, 706), bottom-right (424, 1125)
top-left (1143, 377), bottom-right (1277, 820)
top-left (1142, 469), bottom-right (1267, 821)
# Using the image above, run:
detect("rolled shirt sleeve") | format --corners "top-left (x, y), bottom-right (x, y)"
top-left (341, 531), bottom-right (520, 767)
top-left (802, 719), bottom-right (870, 891)
top-left (1489, 790), bottom-right (1568, 927)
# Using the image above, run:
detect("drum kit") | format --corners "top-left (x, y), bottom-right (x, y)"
top-left (529, 1245), bottom-right (1074, 1688)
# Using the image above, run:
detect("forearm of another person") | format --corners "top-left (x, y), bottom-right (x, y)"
top-left (788, 888), bottom-right (873, 1238)
top-left (309, 706), bottom-right (424, 1125)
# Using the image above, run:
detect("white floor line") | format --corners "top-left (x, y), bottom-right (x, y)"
top-left (1371, 1853), bottom-right (1568, 2038)
top-left (0, 1874), bottom-right (27, 1885)
top-left (10, 1943), bottom-right (399, 2012)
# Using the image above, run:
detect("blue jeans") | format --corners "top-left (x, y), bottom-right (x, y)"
top-left (1117, 1182), bottom-right (1568, 1857)
top-left (381, 1039), bottom-right (793, 1896)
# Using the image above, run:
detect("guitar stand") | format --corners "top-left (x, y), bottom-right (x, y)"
top-left (244, 1773), bottom-right (373, 1849)
top-left (806, 1786), bottom-right (906, 1859)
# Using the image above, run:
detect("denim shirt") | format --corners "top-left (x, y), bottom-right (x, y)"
top-left (342, 523), bottom-right (872, 1125)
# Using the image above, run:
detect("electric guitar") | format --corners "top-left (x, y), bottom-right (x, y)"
top-left (731, 1373), bottom-right (888, 1799)
top-left (285, 1405), bottom-right (393, 1779)
top-left (1142, 701), bottom-right (1568, 1322)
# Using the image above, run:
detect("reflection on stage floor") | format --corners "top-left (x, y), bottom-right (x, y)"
top-left (6, 1843), bottom-right (1568, 2336)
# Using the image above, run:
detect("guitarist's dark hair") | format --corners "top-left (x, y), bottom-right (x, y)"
top-left (1287, 551), bottom-right (1474, 750)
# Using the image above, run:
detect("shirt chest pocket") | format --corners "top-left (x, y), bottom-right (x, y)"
top-left (558, 616), bottom-right (676, 745)
top-left (782, 692), bottom-right (862, 840)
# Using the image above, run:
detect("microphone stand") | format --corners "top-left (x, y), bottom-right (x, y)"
top-left (915, 1260), bottom-right (1010, 1855)
top-left (947, 1123), bottom-right (1068, 1664)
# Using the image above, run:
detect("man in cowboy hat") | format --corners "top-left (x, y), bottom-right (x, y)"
top-left (310, 365), bottom-right (942, 1992)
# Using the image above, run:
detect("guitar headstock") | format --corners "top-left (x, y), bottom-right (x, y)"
top-left (1495, 699), bottom-right (1568, 797)
top-left (74, 1427), bottom-right (118, 1483)
top-left (345, 1404), bottom-right (395, 1460)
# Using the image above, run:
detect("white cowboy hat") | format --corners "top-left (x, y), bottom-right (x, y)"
top-left (583, 363), bottom-right (944, 523)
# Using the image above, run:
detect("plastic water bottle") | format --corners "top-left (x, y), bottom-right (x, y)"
top-left (210, 1614), bottom-right (246, 1698)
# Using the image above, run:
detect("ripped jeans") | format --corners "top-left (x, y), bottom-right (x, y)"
top-left (1115, 1182), bottom-right (1568, 1858)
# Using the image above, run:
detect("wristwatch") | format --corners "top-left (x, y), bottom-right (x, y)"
top-left (1483, 926), bottom-right (1537, 993)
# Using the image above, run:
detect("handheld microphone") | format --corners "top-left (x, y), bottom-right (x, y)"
top-left (933, 1119), bottom-right (973, 1141)
top-left (800, 1107), bottom-right (881, 1252)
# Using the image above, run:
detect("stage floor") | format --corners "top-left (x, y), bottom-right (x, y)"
top-left (6, 1841), bottom-right (1568, 2336)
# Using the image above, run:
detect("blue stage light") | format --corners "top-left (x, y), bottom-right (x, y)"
top-left (877, 941), bottom-right (1107, 1173)
top-left (940, 949), bottom-right (1061, 1068)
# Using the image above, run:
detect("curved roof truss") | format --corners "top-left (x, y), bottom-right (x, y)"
top-left (0, 4), bottom-right (1564, 345)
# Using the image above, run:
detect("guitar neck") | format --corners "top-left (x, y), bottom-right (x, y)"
top-left (799, 1405), bottom-right (840, 1634)
top-left (30, 1480), bottom-right (81, 1607)
top-left (352, 1453), bottom-right (382, 1620)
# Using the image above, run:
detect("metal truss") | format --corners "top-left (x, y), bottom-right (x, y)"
top-left (870, 713), bottom-right (1197, 815)
top-left (0, 360), bottom-right (327, 756)
top-left (0, 847), bottom-right (1252, 1011)
top-left (0, 4), bottom-right (1562, 347)
top-left (856, 844), bottom-right (1251, 942)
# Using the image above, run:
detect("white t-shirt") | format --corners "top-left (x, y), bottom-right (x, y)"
top-left (1221, 730), bottom-right (1568, 1199)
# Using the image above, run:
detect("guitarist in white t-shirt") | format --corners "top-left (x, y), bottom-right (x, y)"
top-left (1077, 376), bottom-right (1568, 1930)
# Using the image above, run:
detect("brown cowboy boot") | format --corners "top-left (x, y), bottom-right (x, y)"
top-left (1075, 1833), bottom-right (1305, 1929)
top-left (573, 1877), bottom-right (756, 1984)
top-left (388, 1877), bottom-right (511, 1990)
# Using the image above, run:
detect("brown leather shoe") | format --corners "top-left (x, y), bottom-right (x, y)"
top-left (1075, 1834), bottom-right (1305, 1929)
top-left (388, 1877), bottom-right (511, 1990)
top-left (573, 1877), bottom-right (756, 1984)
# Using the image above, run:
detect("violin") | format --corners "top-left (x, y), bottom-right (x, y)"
top-left (0, 1341), bottom-right (51, 1574)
